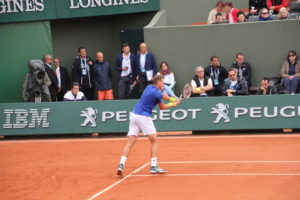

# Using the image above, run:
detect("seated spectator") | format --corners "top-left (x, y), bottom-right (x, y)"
top-left (237, 11), bottom-right (247, 22)
top-left (224, 1), bottom-right (240, 23)
top-left (191, 66), bottom-right (213, 97)
top-left (231, 53), bottom-right (252, 88)
top-left (157, 62), bottom-right (177, 98)
top-left (93, 51), bottom-right (114, 100)
top-left (278, 7), bottom-right (290, 19)
top-left (205, 56), bottom-right (228, 96)
top-left (267, 0), bottom-right (288, 14)
top-left (207, 1), bottom-right (226, 24)
top-left (257, 77), bottom-right (278, 95)
top-left (222, 68), bottom-right (248, 96)
top-left (211, 12), bottom-right (229, 24)
top-left (64, 82), bottom-right (87, 101)
top-left (249, 0), bottom-right (267, 16)
top-left (289, 0), bottom-right (300, 13)
top-left (280, 50), bottom-right (300, 94)
top-left (259, 8), bottom-right (273, 21)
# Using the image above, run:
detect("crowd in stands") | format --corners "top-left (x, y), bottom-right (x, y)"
top-left (22, 0), bottom-right (300, 102)
top-left (207, 0), bottom-right (300, 24)
top-left (23, 42), bottom-right (299, 102)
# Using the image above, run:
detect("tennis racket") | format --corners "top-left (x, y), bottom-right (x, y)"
top-left (179, 83), bottom-right (193, 100)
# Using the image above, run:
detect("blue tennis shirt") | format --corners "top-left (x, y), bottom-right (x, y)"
top-left (133, 85), bottom-right (163, 117)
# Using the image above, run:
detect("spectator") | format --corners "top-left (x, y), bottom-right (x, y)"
top-left (249, 0), bottom-right (267, 15)
top-left (53, 58), bottom-right (70, 101)
top-left (289, 0), bottom-right (300, 13)
top-left (43, 54), bottom-right (58, 102)
top-left (157, 62), bottom-right (177, 98)
top-left (64, 82), bottom-right (87, 101)
top-left (237, 11), bottom-right (247, 22)
top-left (259, 8), bottom-right (273, 21)
top-left (278, 7), bottom-right (290, 19)
top-left (93, 51), bottom-right (114, 100)
top-left (257, 77), bottom-right (278, 95)
top-left (72, 47), bottom-right (94, 100)
top-left (207, 1), bottom-right (226, 24)
top-left (136, 42), bottom-right (157, 97)
top-left (280, 50), bottom-right (300, 94)
top-left (115, 43), bottom-right (136, 99)
top-left (191, 66), bottom-right (213, 97)
top-left (222, 68), bottom-right (248, 96)
top-left (231, 53), bottom-right (252, 89)
top-left (224, 1), bottom-right (240, 23)
top-left (267, 0), bottom-right (288, 14)
top-left (205, 56), bottom-right (228, 96)
top-left (212, 12), bottom-right (229, 24)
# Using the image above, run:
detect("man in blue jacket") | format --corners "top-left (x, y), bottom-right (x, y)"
top-left (115, 43), bottom-right (136, 99)
top-left (135, 42), bottom-right (157, 97)
top-left (93, 52), bottom-right (114, 100)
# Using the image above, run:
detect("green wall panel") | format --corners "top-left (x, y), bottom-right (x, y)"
top-left (0, 21), bottom-right (53, 102)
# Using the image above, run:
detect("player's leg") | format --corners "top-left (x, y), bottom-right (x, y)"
top-left (147, 134), bottom-right (167, 174)
top-left (117, 113), bottom-right (139, 176)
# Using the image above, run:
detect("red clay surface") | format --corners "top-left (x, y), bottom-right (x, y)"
top-left (1, 133), bottom-right (300, 200)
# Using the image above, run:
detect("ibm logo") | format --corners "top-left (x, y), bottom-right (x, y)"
top-left (2, 108), bottom-right (50, 129)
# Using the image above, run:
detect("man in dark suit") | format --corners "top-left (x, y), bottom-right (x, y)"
top-left (135, 42), bottom-right (157, 97)
top-left (53, 57), bottom-right (70, 101)
top-left (43, 54), bottom-right (58, 101)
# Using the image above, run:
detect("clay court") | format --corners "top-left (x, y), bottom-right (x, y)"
top-left (1, 133), bottom-right (300, 200)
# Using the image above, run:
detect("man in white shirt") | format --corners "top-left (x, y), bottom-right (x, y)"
top-left (115, 43), bottom-right (136, 99)
top-left (191, 66), bottom-right (213, 97)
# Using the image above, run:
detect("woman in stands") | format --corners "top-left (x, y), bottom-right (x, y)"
top-left (207, 1), bottom-right (226, 24)
top-left (278, 7), bottom-right (289, 19)
top-left (280, 50), bottom-right (300, 94)
top-left (237, 11), bottom-right (247, 22)
top-left (157, 62), bottom-right (177, 98)
top-left (259, 8), bottom-right (273, 21)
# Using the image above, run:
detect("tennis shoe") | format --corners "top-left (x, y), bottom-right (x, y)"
top-left (117, 164), bottom-right (124, 176)
top-left (150, 166), bottom-right (167, 174)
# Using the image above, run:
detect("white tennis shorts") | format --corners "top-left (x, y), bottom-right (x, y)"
top-left (127, 112), bottom-right (157, 136)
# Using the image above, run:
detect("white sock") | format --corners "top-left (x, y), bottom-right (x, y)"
top-left (120, 156), bottom-right (127, 165)
top-left (151, 157), bottom-right (157, 167)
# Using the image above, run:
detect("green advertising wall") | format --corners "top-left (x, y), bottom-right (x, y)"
top-left (0, 21), bottom-right (53, 102)
top-left (0, 0), bottom-right (160, 24)
top-left (1, 95), bottom-right (299, 136)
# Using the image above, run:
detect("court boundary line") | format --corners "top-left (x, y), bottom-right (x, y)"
top-left (87, 162), bottom-right (149, 200)
top-left (2, 134), bottom-right (300, 144)
top-left (160, 161), bottom-right (300, 164)
top-left (131, 173), bottom-right (300, 177)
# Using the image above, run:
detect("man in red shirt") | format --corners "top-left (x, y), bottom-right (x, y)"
top-left (224, 2), bottom-right (240, 23)
top-left (267, 0), bottom-right (288, 13)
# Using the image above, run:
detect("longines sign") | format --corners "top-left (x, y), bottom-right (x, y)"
top-left (0, 95), bottom-right (299, 136)
top-left (0, 0), bottom-right (160, 24)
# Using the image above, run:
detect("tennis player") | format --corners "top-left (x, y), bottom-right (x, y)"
top-left (117, 74), bottom-right (180, 176)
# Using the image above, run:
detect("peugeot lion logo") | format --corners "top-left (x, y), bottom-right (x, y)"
top-left (80, 107), bottom-right (98, 127)
top-left (211, 103), bottom-right (230, 123)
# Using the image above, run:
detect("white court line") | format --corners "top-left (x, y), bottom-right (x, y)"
top-left (159, 161), bottom-right (300, 164)
top-left (131, 173), bottom-right (300, 177)
top-left (87, 162), bottom-right (149, 200)
top-left (1, 134), bottom-right (300, 144)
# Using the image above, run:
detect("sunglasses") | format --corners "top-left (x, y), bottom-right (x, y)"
top-left (262, 12), bottom-right (269, 14)
top-left (289, 54), bottom-right (295, 57)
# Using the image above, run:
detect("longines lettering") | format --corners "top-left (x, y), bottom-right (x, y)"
top-left (0, 0), bottom-right (44, 14)
top-left (70, 0), bottom-right (149, 9)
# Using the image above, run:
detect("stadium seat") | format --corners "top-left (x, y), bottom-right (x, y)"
top-left (248, 15), bottom-right (259, 22)
top-left (289, 12), bottom-right (299, 19)
top-left (270, 14), bottom-right (278, 20)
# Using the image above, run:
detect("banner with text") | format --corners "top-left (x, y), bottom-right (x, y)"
top-left (1, 95), bottom-right (300, 136)
top-left (0, 0), bottom-right (160, 24)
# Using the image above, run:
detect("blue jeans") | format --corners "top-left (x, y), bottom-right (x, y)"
top-left (162, 85), bottom-right (176, 97)
top-left (283, 77), bottom-right (300, 94)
